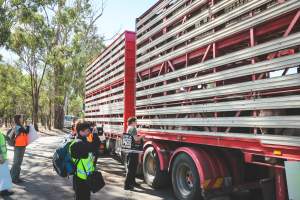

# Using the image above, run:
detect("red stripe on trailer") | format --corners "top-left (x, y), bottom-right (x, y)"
top-left (124, 31), bottom-right (136, 132)
top-left (140, 130), bottom-right (300, 161)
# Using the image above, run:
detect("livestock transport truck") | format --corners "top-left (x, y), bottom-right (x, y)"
top-left (85, 0), bottom-right (300, 200)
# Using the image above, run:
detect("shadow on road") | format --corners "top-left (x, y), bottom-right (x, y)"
top-left (4, 135), bottom-right (175, 200)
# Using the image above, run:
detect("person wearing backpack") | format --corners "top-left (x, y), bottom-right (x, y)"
top-left (10, 115), bottom-right (29, 184)
top-left (0, 120), bottom-right (14, 196)
top-left (70, 121), bottom-right (100, 200)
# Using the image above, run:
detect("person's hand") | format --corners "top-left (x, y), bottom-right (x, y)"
top-left (0, 155), bottom-right (5, 164)
top-left (134, 135), bottom-right (144, 144)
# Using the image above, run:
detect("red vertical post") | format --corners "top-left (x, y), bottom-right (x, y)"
top-left (275, 168), bottom-right (288, 200)
top-left (124, 31), bottom-right (136, 132)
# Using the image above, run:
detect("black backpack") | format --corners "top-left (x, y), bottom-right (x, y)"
top-left (5, 128), bottom-right (16, 146)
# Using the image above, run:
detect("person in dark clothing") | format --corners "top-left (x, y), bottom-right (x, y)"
top-left (70, 121), bottom-right (100, 200)
top-left (124, 117), bottom-right (143, 190)
top-left (10, 115), bottom-right (29, 184)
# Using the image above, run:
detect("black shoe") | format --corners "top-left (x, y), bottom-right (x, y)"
top-left (12, 179), bottom-right (23, 184)
top-left (0, 190), bottom-right (14, 196)
top-left (133, 182), bottom-right (140, 187)
top-left (124, 185), bottom-right (134, 191)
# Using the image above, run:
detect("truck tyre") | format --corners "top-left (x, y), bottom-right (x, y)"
top-left (172, 153), bottom-right (202, 200)
top-left (143, 146), bottom-right (169, 188)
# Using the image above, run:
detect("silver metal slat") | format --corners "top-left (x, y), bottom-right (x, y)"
top-left (86, 46), bottom-right (124, 83)
top-left (137, 0), bottom-right (237, 54)
top-left (85, 96), bottom-right (124, 111)
top-left (87, 41), bottom-right (125, 79)
top-left (138, 128), bottom-right (300, 147)
top-left (85, 107), bottom-right (124, 116)
top-left (104, 125), bottom-right (124, 133)
top-left (87, 58), bottom-right (124, 86)
top-left (85, 118), bottom-right (123, 123)
top-left (85, 99), bottom-right (123, 112)
top-left (136, 74), bottom-right (300, 106)
top-left (137, 33), bottom-right (300, 89)
top-left (86, 47), bottom-right (125, 82)
top-left (136, 95), bottom-right (300, 116)
top-left (87, 60), bottom-right (125, 91)
top-left (85, 86), bottom-right (124, 105)
top-left (137, 0), bottom-right (270, 56)
top-left (137, 0), bottom-right (207, 43)
top-left (137, 0), bottom-right (188, 37)
top-left (137, 0), bottom-right (173, 28)
top-left (138, 116), bottom-right (300, 129)
top-left (137, 0), bottom-right (291, 63)
top-left (137, 0), bottom-right (300, 72)
top-left (86, 104), bottom-right (124, 116)
top-left (89, 73), bottom-right (124, 94)
top-left (87, 34), bottom-right (125, 72)
top-left (137, 53), bottom-right (300, 97)
top-left (86, 93), bottom-right (124, 109)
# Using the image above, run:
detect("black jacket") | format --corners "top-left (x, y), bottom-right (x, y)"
top-left (70, 134), bottom-right (100, 160)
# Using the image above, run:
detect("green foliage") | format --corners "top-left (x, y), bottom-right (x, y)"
top-left (0, 64), bottom-right (31, 119)
top-left (1, 0), bottom-right (105, 128)
top-left (0, 1), bottom-right (12, 47)
top-left (68, 95), bottom-right (84, 118)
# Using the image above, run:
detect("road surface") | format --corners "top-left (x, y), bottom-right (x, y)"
top-left (4, 133), bottom-right (174, 200)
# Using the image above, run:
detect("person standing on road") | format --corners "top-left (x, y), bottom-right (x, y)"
top-left (71, 118), bottom-right (78, 137)
top-left (10, 114), bottom-right (29, 184)
top-left (0, 120), bottom-right (14, 196)
top-left (70, 121), bottom-right (100, 200)
top-left (124, 117), bottom-right (143, 190)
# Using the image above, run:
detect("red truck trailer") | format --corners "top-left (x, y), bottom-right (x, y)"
top-left (85, 1), bottom-right (300, 200)
top-left (85, 31), bottom-right (136, 152)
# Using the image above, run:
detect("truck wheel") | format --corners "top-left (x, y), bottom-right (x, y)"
top-left (172, 153), bottom-right (202, 200)
top-left (143, 146), bottom-right (169, 188)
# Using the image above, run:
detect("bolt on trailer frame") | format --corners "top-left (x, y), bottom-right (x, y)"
top-left (136, 0), bottom-right (300, 199)
top-left (85, 31), bottom-right (136, 139)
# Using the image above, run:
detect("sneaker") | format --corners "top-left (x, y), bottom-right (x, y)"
top-left (0, 190), bottom-right (14, 196)
top-left (124, 185), bottom-right (134, 191)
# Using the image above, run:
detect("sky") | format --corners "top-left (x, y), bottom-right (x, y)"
top-left (96, 0), bottom-right (157, 44)
top-left (0, 0), bottom-right (158, 63)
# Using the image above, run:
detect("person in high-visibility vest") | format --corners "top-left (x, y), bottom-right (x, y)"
top-left (0, 120), bottom-right (14, 196)
top-left (10, 115), bottom-right (29, 184)
top-left (70, 121), bottom-right (100, 200)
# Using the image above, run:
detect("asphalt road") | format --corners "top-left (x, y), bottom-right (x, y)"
top-left (3, 134), bottom-right (175, 200)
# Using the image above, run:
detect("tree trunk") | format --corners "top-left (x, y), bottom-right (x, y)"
top-left (53, 64), bottom-right (65, 129)
top-left (32, 92), bottom-right (39, 131)
top-left (48, 98), bottom-right (52, 130)
top-left (54, 104), bottom-right (64, 129)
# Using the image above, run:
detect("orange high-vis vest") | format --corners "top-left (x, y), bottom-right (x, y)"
top-left (15, 132), bottom-right (28, 147)
top-left (87, 133), bottom-right (93, 143)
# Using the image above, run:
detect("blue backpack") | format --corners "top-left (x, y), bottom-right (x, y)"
top-left (52, 139), bottom-right (78, 177)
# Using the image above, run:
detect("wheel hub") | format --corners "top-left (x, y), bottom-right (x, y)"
top-left (177, 164), bottom-right (194, 196)
top-left (146, 152), bottom-right (157, 176)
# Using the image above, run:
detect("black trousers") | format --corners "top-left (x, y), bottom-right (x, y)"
top-left (125, 153), bottom-right (138, 187)
top-left (73, 175), bottom-right (91, 200)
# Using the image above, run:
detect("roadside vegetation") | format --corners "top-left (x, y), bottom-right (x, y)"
top-left (0, 0), bottom-right (105, 130)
